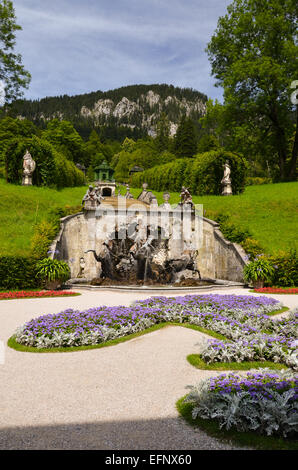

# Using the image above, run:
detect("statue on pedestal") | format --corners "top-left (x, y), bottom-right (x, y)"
top-left (160, 192), bottom-right (171, 210)
top-left (221, 160), bottom-right (233, 196)
top-left (22, 150), bottom-right (36, 186)
top-left (180, 186), bottom-right (194, 208)
top-left (82, 185), bottom-right (105, 209)
top-left (125, 184), bottom-right (134, 199)
top-left (77, 257), bottom-right (86, 277)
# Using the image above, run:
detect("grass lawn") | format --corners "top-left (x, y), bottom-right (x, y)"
top-left (186, 354), bottom-right (288, 371)
top-left (129, 182), bottom-right (298, 255)
top-left (0, 179), bottom-right (297, 256)
top-left (0, 179), bottom-right (86, 256)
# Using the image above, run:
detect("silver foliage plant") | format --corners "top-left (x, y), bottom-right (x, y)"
top-left (198, 308), bottom-right (298, 371)
top-left (15, 317), bottom-right (156, 349)
top-left (184, 369), bottom-right (298, 438)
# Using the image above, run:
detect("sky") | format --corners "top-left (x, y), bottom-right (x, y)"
top-left (13, 0), bottom-right (231, 102)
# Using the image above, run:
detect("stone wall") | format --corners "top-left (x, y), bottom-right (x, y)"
top-left (197, 218), bottom-right (247, 282)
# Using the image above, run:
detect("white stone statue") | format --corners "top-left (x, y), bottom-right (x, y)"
top-left (222, 160), bottom-right (231, 183)
top-left (160, 192), bottom-right (171, 210)
top-left (22, 150), bottom-right (36, 185)
top-left (77, 257), bottom-right (86, 277)
top-left (125, 184), bottom-right (134, 199)
top-left (221, 160), bottom-right (232, 196)
top-left (82, 185), bottom-right (105, 209)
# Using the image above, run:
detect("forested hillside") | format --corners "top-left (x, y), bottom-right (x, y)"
top-left (4, 84), bottom-right (208, 141)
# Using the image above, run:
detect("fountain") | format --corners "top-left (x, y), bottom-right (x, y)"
top-left (51, 183), bottom-right (248, 289)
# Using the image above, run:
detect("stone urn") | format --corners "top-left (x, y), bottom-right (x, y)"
top-left (252, 279), bottom-right (264, 289)
top-left (45, 280), bottom-right (61, 290)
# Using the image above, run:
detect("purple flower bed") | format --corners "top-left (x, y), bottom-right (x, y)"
top-left (21, 305), bottom-right (161, 338)
top-left (209, 371), bottom-right (298, 401)
top-left (184, 369), bottom-right (298, 437)
top-left (13, 294), bottom-right (287, 351)
top-left (135, 293), bottom-right (280, 312)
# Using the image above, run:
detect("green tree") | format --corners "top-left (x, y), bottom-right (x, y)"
top-left (0, 116), bottom-right (36, 164)
top-left (0, 0), bottom-right (31, 102)
top-left (206, 0), bottom-right (298, 180)
top-left (200, 99), bottom-right (276, 177)
top-left (155, 112), bottom-right (170, 152)
top-left (84, 130), bottom-right (104, 167)
top-left (197, 134), bottom-right (220, 153)
top-left (42, 119), bottom-right (85, 164)
top-left (173, 116), bottom-right (197, 158)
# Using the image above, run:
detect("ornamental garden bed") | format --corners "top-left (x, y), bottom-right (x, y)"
top-left (252, 287), bottom-right (298, 294)
top-left (177, 369), bottom-right (298, 449)
top-left (8, 294), bottom-right (296, 371)
top-left (8, 293), bottom-right (297, 446)
top-left (0, 290), bottom-right (80, 300)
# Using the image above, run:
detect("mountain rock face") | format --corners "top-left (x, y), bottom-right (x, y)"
top-left (79, 90), bottom-right (206, 136)
top-left (9, 84), bottom-right (208, 138)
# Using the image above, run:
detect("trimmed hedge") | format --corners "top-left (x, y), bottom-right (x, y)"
top-left (0, 257), bottom-right (40, 290)
top-left (131, 149), bottom-right (247, 195)
top-left (5, 136), bottom-right (85, 188)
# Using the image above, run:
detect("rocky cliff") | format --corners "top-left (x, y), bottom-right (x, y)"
top-left (9, 84), bottom-right (208, 138)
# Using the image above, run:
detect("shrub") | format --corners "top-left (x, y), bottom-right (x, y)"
top-left (192, 149), bottom-right (247, 195)
top-left (243, 257), bottom-right (275, 284)
top-left (30, 205), bottom-right (82, 260)
top-left (246, 177), bottom-right (272, 186)
top-left (30, 220), bottom-right (58, 260)
top-left (0, 256), bottom-right (40, 290)
top-left (269, 250), bottom-right (298, 287)
top-left (35, 258), bottom-right (70, 283)
top-left (204, 210), bottom-right (251, 244)
top-left (220, 223), bottom-right (251, 244)
top-left (241, 238), bottom-right (264, 259)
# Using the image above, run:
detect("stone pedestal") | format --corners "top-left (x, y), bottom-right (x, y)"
top-left (221, 181), bottom-right (233, 196)
top-left (22, 174), bottom-right (33, 186)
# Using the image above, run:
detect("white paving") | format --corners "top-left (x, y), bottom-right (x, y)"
top-left (0, 287), bottom-right (296, 450)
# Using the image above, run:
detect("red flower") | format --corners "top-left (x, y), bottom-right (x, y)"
top-left (253, 287), bottom-right (298, 294)
top-left (0, 291), bottom-right (78, 300)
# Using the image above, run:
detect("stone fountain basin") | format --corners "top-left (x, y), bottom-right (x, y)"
top-left (66, 278), bottom-right (245, 292)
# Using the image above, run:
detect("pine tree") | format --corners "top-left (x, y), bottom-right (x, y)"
top-left (155, 112), bottom-right (170, 152)
top-left (174, 116), bottom-right (197, 158)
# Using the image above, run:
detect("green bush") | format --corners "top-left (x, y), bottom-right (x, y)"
top-left (246, 177), bottom-right (272, 186)
top-left (219, 223), bottom-right (251, 244)
top-left (204, 210), bottom-right (251, 244)
top-left (192, 149), bottom-right (247, 195)
top-left (36, 258), bottom-right (70, 283)
top-left (0, 257), bottom-right (40, 290)
top-left (31, 204), bottom-right (82, 260)
top-left (30, 220), bottom-right (58, 260)
top-left (269, 250), bottom-right (298, 287)
top-left (131, 149), bottom-right (247, 195)
top-left (240, 238), bottom-right (264, 258)
top-left (243, 257), bottom-right (275, 284)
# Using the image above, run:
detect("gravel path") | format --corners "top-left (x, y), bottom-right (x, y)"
top-left (0, 287), bottom-right (296, 450)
